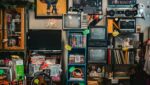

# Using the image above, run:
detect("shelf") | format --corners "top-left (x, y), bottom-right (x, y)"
top-left (67, 30), bottom-right (87, 85)
top-left (64, 29), bottom-right (87, 31)
top-left (112, 64), bottom-right (136, 66)
top-left (88, 62), bottom-right (107, 65)
top-left (68, 64), bottom-right (86, 66)
top-left (111, 77), bottom-right (130, 80)
top-left (110, 48), bottom-right (140, 50)
top-left (8, 34), bottom-right (20, 37)
top-left (68, 79), bottom-right (85, 82)
top-left (71, 47), bottom-right (86, 49)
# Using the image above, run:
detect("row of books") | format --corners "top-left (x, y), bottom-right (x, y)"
top-left (69, 33), bottom-right (86, 48)
top-left (111, 50), bottom-right (135, 64)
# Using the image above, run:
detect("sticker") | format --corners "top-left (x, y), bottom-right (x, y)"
top-left (83, 29), bottom-right (90, 35)
top-left (34, 79), bottom-right (39, 84)
top-left (79, 83), bottom-right (85, 85)
top-left (99, 15), bottom-right (103, 19)
top-left (16, 60), bottom-right (23, 65)
top-left (122, 47), bottom-right (128, 51)
top-left (0, 70), bottom-right (4, 75)
top-left (65, 44), bottom-right (72, 51)
top-left (69, 66), bottom-right (75, 73)
top-left (112, 31), bottom-right (119, 37)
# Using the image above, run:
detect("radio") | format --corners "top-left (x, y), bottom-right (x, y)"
top-left (119, 18), bottom-right (136, 32)
top-left (107, 8), bottom-right (137, 17)
top-left (107, 0), bottom-right (136, 8)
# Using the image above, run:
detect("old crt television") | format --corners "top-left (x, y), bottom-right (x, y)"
top-left (63, 13), bottom-right (81, 29)
top-left (88, 26), bottom-right (107, 46)
top-left (63, 13), bottom-right (88, 29)
top-left (28, 30), bottom-right (62, 51)
top-left (119, 19), bottom-right (136, 32)
top-left (88, 47), bottom-right (107, 64)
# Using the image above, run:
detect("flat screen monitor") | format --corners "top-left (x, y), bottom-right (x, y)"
top-left (88, 47), bottom-right (107, 63)
top-left (63, 14), bottom-right (81, 29)
top-left (28, 30), bottom-right (62, 50)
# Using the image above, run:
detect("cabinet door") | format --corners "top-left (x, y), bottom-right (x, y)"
top-left (0, 10), bottom-right (2, 49)
top-left (4, 7), bottom-right (25, 50)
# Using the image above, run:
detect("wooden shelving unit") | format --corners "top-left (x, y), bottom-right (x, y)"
top-left (3, 7), bottom-right (25, 50)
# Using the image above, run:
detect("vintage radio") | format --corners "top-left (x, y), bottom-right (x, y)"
top-left (107, 8), bottom-right (137, 17)
top-left (119, 18), bottom-right (136, 32)
top-left (107, 0), bottom-right (136, 8)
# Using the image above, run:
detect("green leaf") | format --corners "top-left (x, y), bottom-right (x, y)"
top-left (83, 29), bottom-right (90, 35)
top-left (80, 82), bottom-right (85, 85)
top-left (69, 66), bottom-right (75, 72)
top-left (0, 70), bottom-right (4, 75)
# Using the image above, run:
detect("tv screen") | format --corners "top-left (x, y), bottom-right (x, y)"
top-left (90, 27), bottom-right (106, 40)
top-left (28, 30), bottom-right (61, 50)
top-left (63, 14), bottom-right (81, 29)
top-left (119, 20), bottom-right (135, 29)
top-left (88, 47), bottom-right (107, 63)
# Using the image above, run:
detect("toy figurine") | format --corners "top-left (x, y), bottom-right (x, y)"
top-left (40, 0), bottom-right (58, 15)
top-left (10, 19), bottom-right (15, 34)
top-left (123, 38), bottom-right (130, 47)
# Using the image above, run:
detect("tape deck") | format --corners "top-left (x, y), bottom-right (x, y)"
top-left (107, 8), bottom-right (137, 17)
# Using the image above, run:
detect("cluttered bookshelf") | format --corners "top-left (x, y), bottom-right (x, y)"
top-left (66, 31), bottom-right (87, 85)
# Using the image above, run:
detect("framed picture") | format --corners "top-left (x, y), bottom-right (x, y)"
top-left (67, 0), bottom-right (103, 14)
top-left (35, 0), bottom-right (67, 18)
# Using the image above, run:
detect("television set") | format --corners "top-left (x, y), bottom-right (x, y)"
top-left (119, 19), bottom-right (136, 32)
top-left (88, 26), bottom-right (107, 46)
top-left (63, 13), bottom-right (81, 29)
top-left (88, 47), bottom-right (107, 64)
top-left (28, 30), bottom-right (62, 51)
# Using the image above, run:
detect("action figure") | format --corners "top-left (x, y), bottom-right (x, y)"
top-left (40, 0), bottom-right (58, 15)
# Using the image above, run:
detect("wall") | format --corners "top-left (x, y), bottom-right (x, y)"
top-left (29, 0), bottom-right (150, 41)
top-left (28, 0), bottom-right (150, 72)
top-left (136, 0), bottom-right (150, 40)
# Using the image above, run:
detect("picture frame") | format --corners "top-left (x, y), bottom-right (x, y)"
top-left (35, 0), bottom-right (67, 18)
top-left (67, 0), bottom-right (103, 14)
